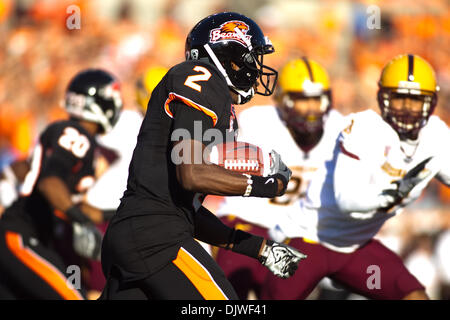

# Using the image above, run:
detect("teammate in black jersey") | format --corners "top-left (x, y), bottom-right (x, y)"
top-left (100, 12), bottom-right (307, 300)
top-left (0, 69), bottom-right (123, 299)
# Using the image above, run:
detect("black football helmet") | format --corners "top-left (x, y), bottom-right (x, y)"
top-left (185, 12), bottom-right (278, 104)
top-left (64, 69), bottom-right (123, 133)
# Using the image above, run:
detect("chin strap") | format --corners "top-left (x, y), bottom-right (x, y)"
top-left (230, 87), bottom-right (254, 104)
top-left (204, 44), bottom-right (233, 86)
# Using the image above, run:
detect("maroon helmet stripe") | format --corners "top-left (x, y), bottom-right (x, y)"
top-left (407, 54), bottom-right (414, 81)
top-left (302, 56), bottom-right (314, 82)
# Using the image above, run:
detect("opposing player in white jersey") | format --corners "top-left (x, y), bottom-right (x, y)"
top-left (261, 54), bottom-right (450, 300)
top-left (214, 58), bottom-right (346, 299)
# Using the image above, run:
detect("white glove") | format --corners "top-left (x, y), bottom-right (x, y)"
top-left (72, 222), bottom-right (102, 261)
top-left (268, 150), bottom-right (292, 187)
top-left (258, 240), bottom-right (307, 279)
top-left (378, 158), bottom-right (432, 211)
top-left (377, 185), bottom-right (399, 210)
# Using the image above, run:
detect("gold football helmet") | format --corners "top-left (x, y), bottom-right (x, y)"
top-left (378, 54), bottom-right (439, 140)
top-left (136, 66), bottom-right (168, 114)
top-left (276, 57), bottom-right (332, 152)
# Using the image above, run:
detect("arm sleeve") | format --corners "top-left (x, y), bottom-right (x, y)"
top-left (193, 205), bottom-right (234, 246)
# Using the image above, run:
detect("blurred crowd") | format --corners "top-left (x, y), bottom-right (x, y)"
top-left (0, 0), bottom-right (449, 299)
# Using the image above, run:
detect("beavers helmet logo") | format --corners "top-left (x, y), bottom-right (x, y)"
top-left (209, 21), bottom-right (251, 46)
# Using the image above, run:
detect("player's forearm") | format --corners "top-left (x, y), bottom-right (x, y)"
top-left (177, 163), bottom-right (248, 195)
top-left (173, 139), bottom-right (248, 195)
top-left (194, 205), bottom-right (234, 247)
top-left (194, 206), bottom-right (266, 256)
top-left (0, 160), bottom-right (30, 183)
top-left (174, 139), bottom-right (285, 196)
top-left (37, 176), bottom-right (74, 212)
top-left (78, 202), bottom-right (107, 224)
top-left (38, 176), bottom-right (93, 223)
top-left (177, 163), bottom-right (285, 196)
top-left (10, 159), bottom-right (31, 183)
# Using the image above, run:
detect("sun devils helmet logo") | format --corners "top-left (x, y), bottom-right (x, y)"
top-left (210, 21), bottom-right (251, 46)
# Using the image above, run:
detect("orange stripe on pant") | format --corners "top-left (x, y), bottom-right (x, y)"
top-left (5, 231), bottom-right (84, 300)
top-left (172, 247), bottom-right (228, 300)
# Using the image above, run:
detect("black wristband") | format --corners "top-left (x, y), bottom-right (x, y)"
top-left (273, 173), bottom-right (288, 193)
top-left (65, 205), bottom-right (91, 224)
top-left (249, 175), bottom-right (279, 198)
top-left (102, 209), bottom-right (116, 221)
top-left (231, 229), bottom-right (264, 259)
top-left (224, 228), bottom-right (236, 250)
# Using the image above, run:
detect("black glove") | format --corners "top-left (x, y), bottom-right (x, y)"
top-left (72, 222), bottom-right (102, 261)
top-left (258, 240), bottom-right (307, 279)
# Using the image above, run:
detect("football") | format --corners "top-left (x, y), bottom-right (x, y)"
top-left (207, 141), bottom-right (268, 176)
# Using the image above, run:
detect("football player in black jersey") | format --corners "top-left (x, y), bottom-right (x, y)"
top-left (100, 12), bottom-right (306, 300)
top-left (0, 69), bottom-right (123, 299)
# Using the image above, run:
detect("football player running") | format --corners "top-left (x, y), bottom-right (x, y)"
top-left (214, 57), bottom-right (346, 299)
top-left (99, 12), bottom-right (305, 300)
top-left (0, 69), bottom-right (123, 299)
top-left (260, 54), bottom-right (450, 300)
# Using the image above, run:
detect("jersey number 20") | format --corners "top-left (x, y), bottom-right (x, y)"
top-left (58, 127), bottom-right (90, 158)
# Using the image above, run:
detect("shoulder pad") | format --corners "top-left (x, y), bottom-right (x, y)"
top-left (164, 61), bottom-right (232, 124)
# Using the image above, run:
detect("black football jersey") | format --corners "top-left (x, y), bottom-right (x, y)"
top-left (116, 60), bottom-right (238, 224)
top-left (2, 120), bottom-right (97, 243)
top-left (101, 60), bottom-right (239, 278)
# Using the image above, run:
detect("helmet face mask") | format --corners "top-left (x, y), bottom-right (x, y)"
top-left (275, 58), bottom-right (332, 152)
top-left (65, 69), bottom-right (123, 134)
top-left (252, 46), bottom-right (278, 97)
top-left (185, 12), bottom-right (278, 104)
top-left (378, 88), bottom-right (436, 140)
top-left (279, 92), bottom-right (331, 152)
